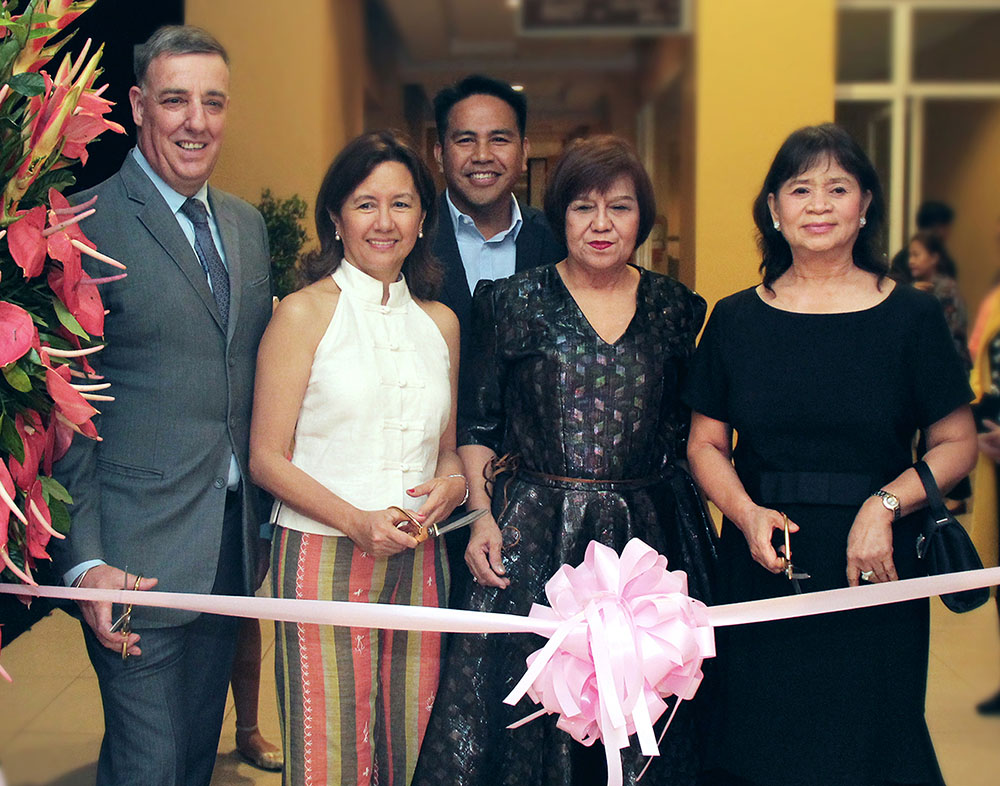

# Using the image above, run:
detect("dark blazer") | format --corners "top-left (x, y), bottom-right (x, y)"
top-left (53, 153), bottom-right (273, 626)
top-left (433, 192), bottom-right (565, 335)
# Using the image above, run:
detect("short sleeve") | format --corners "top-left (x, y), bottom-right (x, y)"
top-left (682, 298), bottom-right (731, 423)
top-left (457, 279), bottom-right (506, 453)
top-left (906, 293), bottom-right (974, 427)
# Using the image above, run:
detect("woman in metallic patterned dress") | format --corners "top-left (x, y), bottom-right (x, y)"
top-left (412, 135), bottom-right (716, 786)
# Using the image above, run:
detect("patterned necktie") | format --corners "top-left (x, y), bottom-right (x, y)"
top-left (180, 197), bottom-right (230, 328)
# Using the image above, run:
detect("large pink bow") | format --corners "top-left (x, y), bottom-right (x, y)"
top-left (504, 539), bottom-right (715, 786)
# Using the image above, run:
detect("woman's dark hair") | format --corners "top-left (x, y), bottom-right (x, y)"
top-left (910, 230), bottom-right (958, 280)
top-left (752, 123), bottom-right (887, 289)
top-left (544, 135), bottom-right (656, 251)
top-left (301, 130), bottom-right (441, 300)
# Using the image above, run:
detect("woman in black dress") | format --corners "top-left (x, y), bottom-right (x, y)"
top-left (412, 136), bottom-right (716, 786)
top-left (684, 124), bottom-right (978, 786)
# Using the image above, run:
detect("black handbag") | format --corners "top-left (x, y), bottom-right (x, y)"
top-left (913, 460), bottom-right (990, 613)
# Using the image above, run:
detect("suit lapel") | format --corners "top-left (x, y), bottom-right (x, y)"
top-left (122, 156), bottom-right (225, 334)
top-left (514, 199), bottom-right (538, 273)
top-left (210, 188), bottom-right (241, 341)
top-left (434, 192), bottom-right (473, 314)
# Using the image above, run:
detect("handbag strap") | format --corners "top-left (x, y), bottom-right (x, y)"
top-left (913, 459), bottom-right (949, 523)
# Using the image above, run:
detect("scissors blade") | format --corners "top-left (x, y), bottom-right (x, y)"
top-left (430, 508), bottom-right (488, 537)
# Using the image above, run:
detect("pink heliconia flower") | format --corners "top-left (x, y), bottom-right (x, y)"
top-left (5, 40), bottom-right (121, 212)
top-left (0, 459), bottom-right (33, 585)
top-left (5, 206), bottom-right (47, 277)
top-left (45, 365), bottom-right (98, 428)
top-left (8, 412), bottom-right (45, 492)
top-left (11, 0), bottom-right (100, 75)
top-left (26, 479), bottom-right (61, 562)
top-left (0, 301), bottom-right (36, 366)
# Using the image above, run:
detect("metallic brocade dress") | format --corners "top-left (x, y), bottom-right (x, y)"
top-left (412, 265), bottom-right (717, 786)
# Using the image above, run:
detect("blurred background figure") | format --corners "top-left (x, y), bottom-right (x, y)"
top-left (970, 213), bottom-right (1000, 716)
top-left (891, 201), bottom-right (957, 283)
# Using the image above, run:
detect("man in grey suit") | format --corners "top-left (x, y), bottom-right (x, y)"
top-left (431, 75), bottom-right (564, 600)
top-left (52, 26), bottom-right (272, 786)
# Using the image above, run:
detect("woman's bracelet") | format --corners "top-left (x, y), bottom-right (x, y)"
top-left (447, 473), bottom-right (469, 506)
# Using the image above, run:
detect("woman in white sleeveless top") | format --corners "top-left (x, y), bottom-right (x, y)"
top-left (249, 131), bottom-right (464, 786)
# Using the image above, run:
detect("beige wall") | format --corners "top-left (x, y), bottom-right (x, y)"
top-left (186, 0), bottom-right (365, 240)
top-left (693, 0), bottom-right (836, 310)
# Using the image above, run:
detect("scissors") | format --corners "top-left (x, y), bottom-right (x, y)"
top-left (778, 514), bottom-right (810, 594)
top-left (390, 507), bottom-right (488, 543)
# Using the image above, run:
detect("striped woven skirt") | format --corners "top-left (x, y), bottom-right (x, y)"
top-left (272, 527), bottom-right (449, 786)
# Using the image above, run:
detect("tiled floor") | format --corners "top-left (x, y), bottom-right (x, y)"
top-left (1, 596), bottom-right (1000, 785)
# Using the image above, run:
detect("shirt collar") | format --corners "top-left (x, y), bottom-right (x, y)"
top-left (444, 189), bottom-right (523, 242)
top-left (132, 147), bottom-right (212, 218)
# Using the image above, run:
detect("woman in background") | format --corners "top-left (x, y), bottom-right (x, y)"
top-left (250, 131), bottom-right (465, 786)
top-left (909, 230), bottom-right (971, 372)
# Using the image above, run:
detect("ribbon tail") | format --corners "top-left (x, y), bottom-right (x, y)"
top-left (504, 611), bottom-right (583, 706)
top-left (506, 707), bottom-right (548, 730)
top-left (630, 691), bottom-right (658, 757)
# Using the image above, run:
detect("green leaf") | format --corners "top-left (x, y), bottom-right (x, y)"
top-left (40, 476), bottom-right (73, 504)
top-left (0, 413), bottom-right (25, 463)
top-left (48, 497), bottom-right (72, 535)
top-left (26, 25), bottom-right (58, 40)
top-left (0, 35), bottom-right (22, 73)
top-left (29, 167), bottom-right (76, 196)
top-left (2, 361), bottom-right (33, 393)
top-left (7, 71), bottom-right (44, 97)
top-left (52, 297), bottom-right (89, 339)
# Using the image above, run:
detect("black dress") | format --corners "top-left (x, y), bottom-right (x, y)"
top-left (683, 284), bottom-right (973, 786)
top-left (412, 265), bottom-right (717, 786)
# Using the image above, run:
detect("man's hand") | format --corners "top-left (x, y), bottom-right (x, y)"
top-left (78, 564), bottom-right (158, 656)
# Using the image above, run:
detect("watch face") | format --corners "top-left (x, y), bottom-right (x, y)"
top-left (877, 490), bottom-right (900, 511)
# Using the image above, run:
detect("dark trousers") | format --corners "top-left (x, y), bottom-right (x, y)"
top-left (84, 491), bottom-right (243, 786)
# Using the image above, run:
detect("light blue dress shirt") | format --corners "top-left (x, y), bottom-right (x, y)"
top-left (445, 190), bottom-right (523, 295)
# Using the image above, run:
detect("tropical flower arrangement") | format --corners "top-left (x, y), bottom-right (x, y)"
top-left (0, 0), bottom-right (125, 598)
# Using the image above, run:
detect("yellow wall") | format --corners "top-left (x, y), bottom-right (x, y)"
top-left (185, 0), bottom-right (365, 239)
top-left (693, 0), bottom-right (836, 310)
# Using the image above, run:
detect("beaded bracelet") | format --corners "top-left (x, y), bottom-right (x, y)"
top-left (447, 473), bottom-right (470, 506)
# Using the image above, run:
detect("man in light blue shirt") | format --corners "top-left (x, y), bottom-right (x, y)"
top-left (429, 75), bottom-right (565, 602)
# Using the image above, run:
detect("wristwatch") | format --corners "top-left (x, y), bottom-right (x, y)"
top-left (871, 489), bottom-right (901, 521)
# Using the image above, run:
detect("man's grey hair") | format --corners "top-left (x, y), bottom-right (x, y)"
top-left (134, 25), bottom-right (229, 87)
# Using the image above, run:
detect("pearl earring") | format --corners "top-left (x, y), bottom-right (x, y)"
top-left (335, 229), bottom-right (341, 241)
top-left (418, 227), bottom-right (424, 239)
top-left (773, 221), bottom-right (780, 231)
top-left (859, 217), bottom-right (867, 228)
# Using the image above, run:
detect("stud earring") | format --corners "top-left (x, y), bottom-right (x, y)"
top-left (773, 221), bottom-right (780, 231)
top-left (859, 217), bottom-right (867, 228)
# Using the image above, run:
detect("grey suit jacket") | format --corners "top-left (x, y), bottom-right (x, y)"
top-left (53, 153), bottom-right (273, 626)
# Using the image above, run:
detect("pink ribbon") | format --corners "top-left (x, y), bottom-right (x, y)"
top-left (503, 539), bottom-right (714, 786)
top-left (4, 546), bottom-right (1000, 786)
